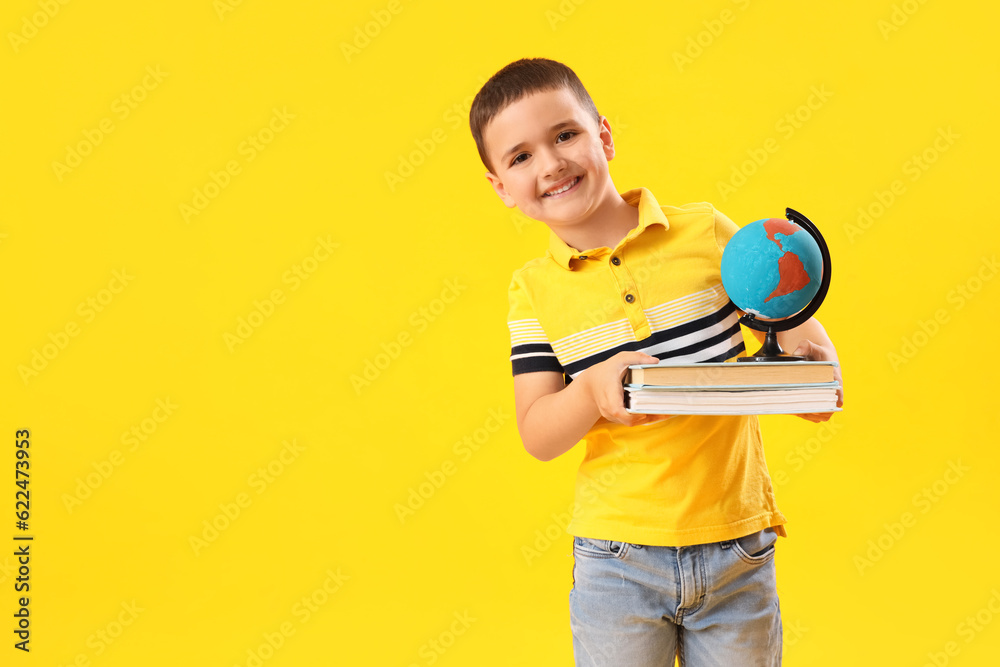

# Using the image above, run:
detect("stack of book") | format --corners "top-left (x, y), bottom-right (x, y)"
top-left (624, 361), bottom-right (841, 415)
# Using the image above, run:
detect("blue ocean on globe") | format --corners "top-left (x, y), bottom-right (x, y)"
top-left (720, 217), bottom-right (823, 319)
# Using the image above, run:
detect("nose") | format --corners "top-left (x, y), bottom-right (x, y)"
top-left (537, 147), bottom-right (567, 178)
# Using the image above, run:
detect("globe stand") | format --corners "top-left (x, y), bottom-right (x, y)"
top-left (736, 207), bottom-right (831, 363)
top-left (739, 317), bottom-right (806, 362)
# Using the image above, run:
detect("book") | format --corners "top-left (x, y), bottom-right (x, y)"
top-left (623, 361), bottom-right (842, 415)
top-left (624, 382), bottom-right (842, 415)
top-left (625, 360), bottom-right (838, 387)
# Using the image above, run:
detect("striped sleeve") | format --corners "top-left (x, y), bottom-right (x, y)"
top-left (507, 274), bottom-right (563, 376)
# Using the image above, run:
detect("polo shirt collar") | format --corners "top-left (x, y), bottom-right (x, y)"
top-left (547, 187), bottom-right (670, 270)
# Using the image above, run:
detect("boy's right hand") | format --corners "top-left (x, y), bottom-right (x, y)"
top-left (581, 351), bottom-right (673, 427)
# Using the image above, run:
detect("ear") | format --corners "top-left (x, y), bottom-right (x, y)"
top-left (485, 171), bottom-right (517, 208)
top-left (599, 116), bottom-right (616, 161)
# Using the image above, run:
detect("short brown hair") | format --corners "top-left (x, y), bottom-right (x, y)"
top-left (469, 58), bottom-right (601, 172)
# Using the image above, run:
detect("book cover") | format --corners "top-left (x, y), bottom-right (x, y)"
top-left (626, 360), bottom-right (839, 387)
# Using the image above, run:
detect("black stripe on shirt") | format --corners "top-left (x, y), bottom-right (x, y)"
top-left (511, 342), bottom-right (564, 376)
top-left (562, 302), bottom-right (743, 377)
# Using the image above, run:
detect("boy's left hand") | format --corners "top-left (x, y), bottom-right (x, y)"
top-left (791, 339), bottom-right (843, 423)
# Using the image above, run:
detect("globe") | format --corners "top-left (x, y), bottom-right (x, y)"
top-left (719, 208), bottom-right (832, 361)
top-left (721, 216), bottom-right (823, 320)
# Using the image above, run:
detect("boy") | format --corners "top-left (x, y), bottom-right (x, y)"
top-left (469, 58), bottom-right (842, 666)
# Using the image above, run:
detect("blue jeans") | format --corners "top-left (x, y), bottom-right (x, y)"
top-left (569, 528), bottom-right (782, 666)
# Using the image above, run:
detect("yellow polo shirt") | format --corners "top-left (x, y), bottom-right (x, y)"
top-left (507, 188), bottom-right (786, 546)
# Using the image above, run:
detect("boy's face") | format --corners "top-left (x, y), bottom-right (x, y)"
top-left (483, 87), bottom-right (616, 229)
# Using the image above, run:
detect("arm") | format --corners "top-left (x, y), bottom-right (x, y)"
top-left (749, 316), bottom-right (844, 422)
top-left (513, 351), bottom-right (670, 462)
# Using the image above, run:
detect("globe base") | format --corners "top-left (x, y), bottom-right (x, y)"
top-left (739, 353), bottom-right (807, 363)
top-left (737, 328), bottom-right (807, 363)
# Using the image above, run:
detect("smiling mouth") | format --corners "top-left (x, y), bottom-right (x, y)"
top-left (542, 176), bottom-right (581, 197)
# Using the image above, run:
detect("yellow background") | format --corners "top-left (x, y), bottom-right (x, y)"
top-left (2, 0), bottom-right (999, 664)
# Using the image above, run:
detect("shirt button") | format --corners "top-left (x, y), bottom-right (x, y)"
top-left (611, 257), bottom-right (621, 266)
top-left (625, 294), bottom-right (634, 303)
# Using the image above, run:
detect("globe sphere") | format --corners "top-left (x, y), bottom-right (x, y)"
top-left (721, 217), bottom-right (823, 320)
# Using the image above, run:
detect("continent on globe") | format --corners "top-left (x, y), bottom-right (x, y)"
top-left (763, 217), bottom-right (801, 249)
top-left (762, 218), bottom-right (811, 303)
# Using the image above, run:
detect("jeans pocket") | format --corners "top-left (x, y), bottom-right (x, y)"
top-left (731, 528), bottom-right (777, 565)
top-left (573, 536), bottom-right (631, 560)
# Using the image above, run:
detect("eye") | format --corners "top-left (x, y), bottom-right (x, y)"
top-left (510, 152), bottom-right (529, 166)
top-left (556, 131), bottom-right (576, 142)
